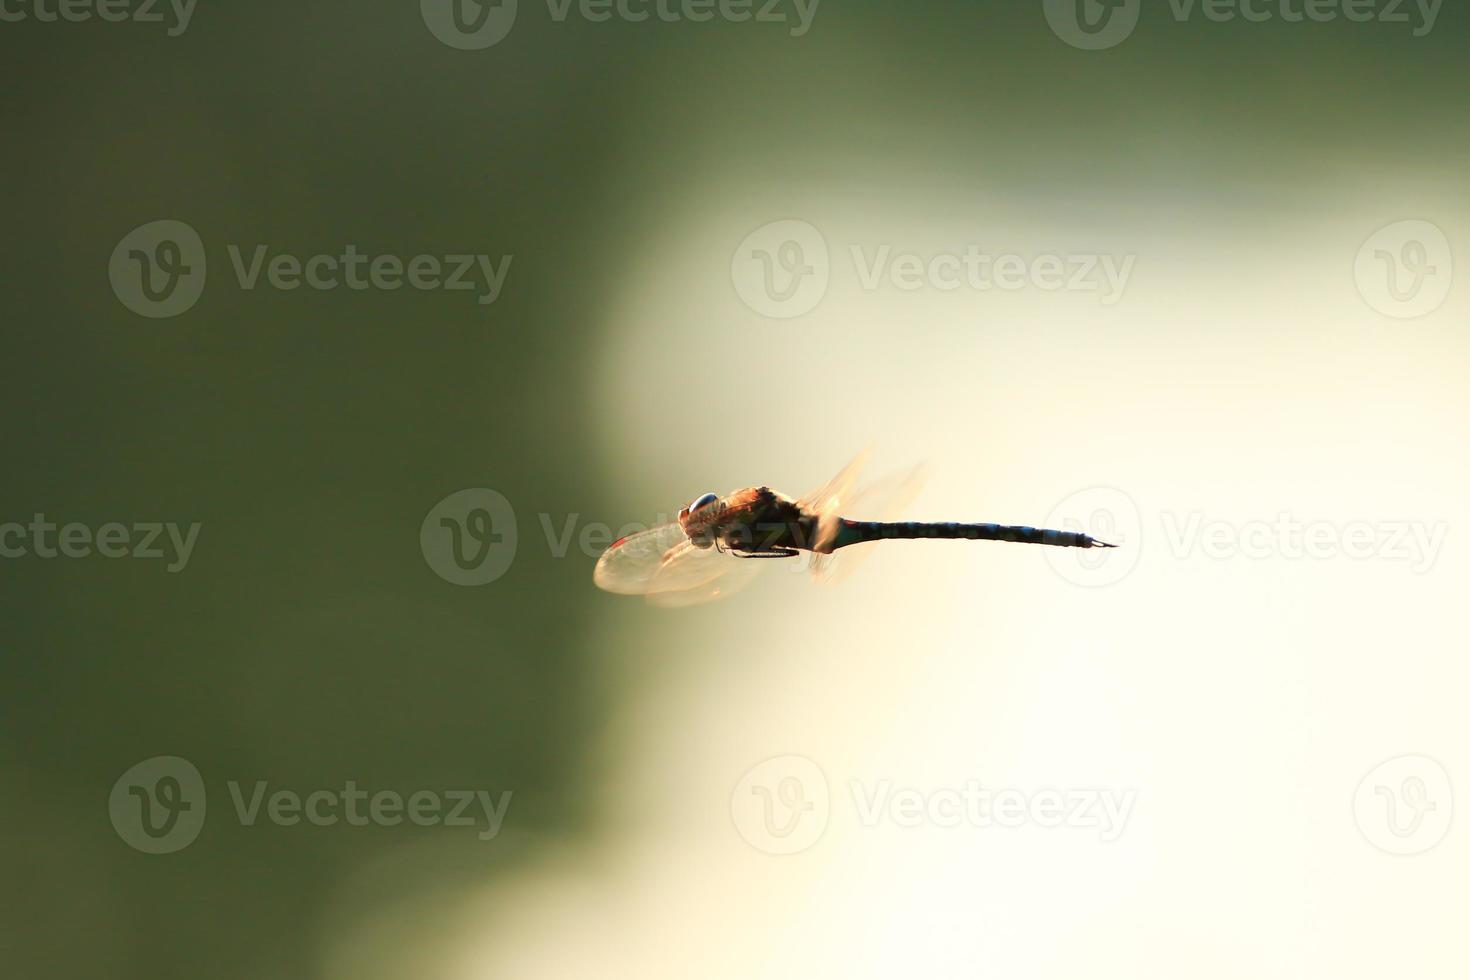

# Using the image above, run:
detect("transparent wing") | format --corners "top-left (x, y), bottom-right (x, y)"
top-left (647, 552), bottom-right (763, 607)
top-left (593, 522), bottom-right (689, 595)
top-left (808, 462), bottom-right (930, 584)
top-left (594, 520), bottom-right (764, 605)
top-left (796, 448), bottom-right (871, 556)
top-left (646, 539), bottom-right (740, 593)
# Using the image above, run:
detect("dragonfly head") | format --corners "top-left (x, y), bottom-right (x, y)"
top-left (678, 491), bottom-right (722, 548)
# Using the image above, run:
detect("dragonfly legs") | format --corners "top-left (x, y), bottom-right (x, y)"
top-left (731, 548), bottom-right (800, 559)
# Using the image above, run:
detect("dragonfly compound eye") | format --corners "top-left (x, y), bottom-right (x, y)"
top-left (688, 492), bottom-right (719, 512)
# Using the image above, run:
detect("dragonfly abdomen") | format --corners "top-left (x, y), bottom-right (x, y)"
top-left (842, 520), bottom-right (1111, 549)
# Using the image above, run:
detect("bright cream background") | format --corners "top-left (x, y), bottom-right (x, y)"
top-left (369, 169), bottom-right (1466, 976)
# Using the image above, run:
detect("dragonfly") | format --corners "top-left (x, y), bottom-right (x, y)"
top-left (593, 451), bottom-right (1116, 606)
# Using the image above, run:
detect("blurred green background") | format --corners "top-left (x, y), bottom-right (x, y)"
top-left (2, 2), bottom-right (1467, 979)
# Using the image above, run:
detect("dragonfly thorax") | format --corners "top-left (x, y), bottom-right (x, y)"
top-left (679, 486), bottom-right (812, 554)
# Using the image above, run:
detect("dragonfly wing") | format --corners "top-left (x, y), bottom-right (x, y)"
top-left (796, 447), bottom-right (870, 517)
top-left (796, 447), bottom-right (871, 555)
top-left (645, 538), bottom-right (771, 605)
top-left (808, 462), bottom-right (929, 584)
top-left (593, 522), bottom-right (690, 595)
top-left (648, 551), bottom-right (764, 607)
top-left (595, 523), bottom-right (763, 605)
